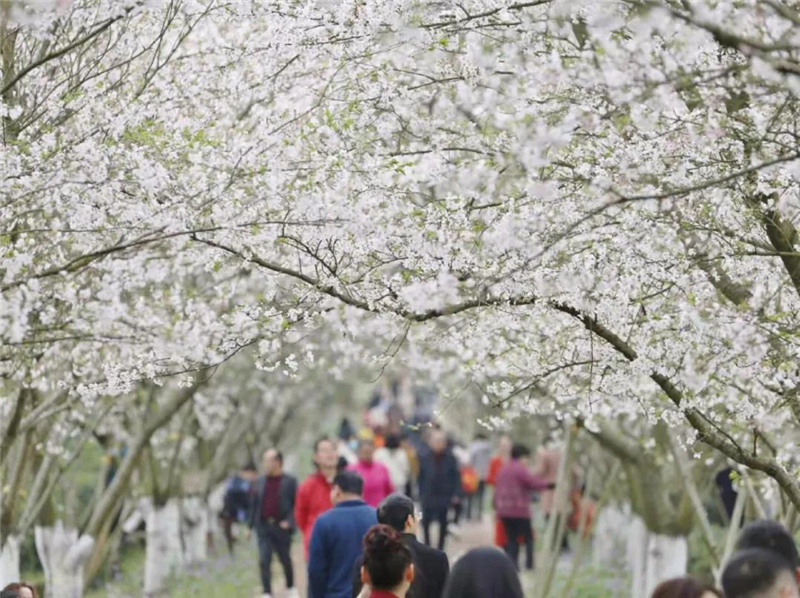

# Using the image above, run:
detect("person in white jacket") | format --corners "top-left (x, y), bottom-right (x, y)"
top-left (374, 434), bottom-right (410, 493)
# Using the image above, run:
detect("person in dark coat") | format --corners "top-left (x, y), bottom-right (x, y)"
top-left (249, 449), bottom-right (299, 598)
top-left (715, 467), bottom-right (738, 521)
top-left (418, 429), bottom-right (460, 551)
top-left (442, 547), bottom-right (524, 598)
top-left (353, 493), bottom-right (449, 598)
top-left (220, 461), bottom-right (258, 553)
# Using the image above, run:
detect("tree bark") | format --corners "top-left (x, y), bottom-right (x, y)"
top-left (83, 385), bottom-right (200, 540)
top-left (0, 389), bottom-right (30, 468)
top-left (0, 534), bottom-right (20, 588)
top-left (34, 522), bottom-right (94, 598)
top-left (143, 499), bottom-right (184, 596)
top-left (181, 496), bottom-right (208, 566)
top-left (628, 517), bottom-right (688, 598)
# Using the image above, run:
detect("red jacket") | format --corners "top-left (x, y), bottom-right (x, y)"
top-left (295, 471), bottom-right (333, 557)
top-left (494, 460), bottom-right (550, 519)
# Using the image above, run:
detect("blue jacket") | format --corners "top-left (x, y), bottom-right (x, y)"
top-left (307, 499), bottom-right (377, 598)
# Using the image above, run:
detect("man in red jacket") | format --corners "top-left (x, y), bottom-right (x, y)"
top-left (295, 437), bottom-right (339, 558)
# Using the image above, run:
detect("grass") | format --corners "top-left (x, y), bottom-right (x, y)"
top-left (86, 533), bottom-right (266, 597)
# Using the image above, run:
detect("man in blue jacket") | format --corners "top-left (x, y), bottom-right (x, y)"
top-left (308, 470), bottom-right (377, 598)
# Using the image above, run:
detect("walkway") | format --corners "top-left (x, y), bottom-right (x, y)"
top-left (174, 518), bottom-right (494, 597)
top-left (95, 517), bottom-right (614, 597)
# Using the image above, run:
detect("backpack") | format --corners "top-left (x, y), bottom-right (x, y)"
top-left (461, 466), bottom-right (479, 495)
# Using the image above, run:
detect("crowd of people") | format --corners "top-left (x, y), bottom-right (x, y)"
top-left (216, 396), bottom-right (581, 598)
top-left (218, 401), bottom-right (800, 598)
top-left (4, 396), bottom-right (799, 597)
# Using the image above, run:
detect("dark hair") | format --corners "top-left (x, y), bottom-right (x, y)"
top-left (737, 519), bottom-right (799, 567)
top-left (314, 436), bottom-right (334, 452)
top-left (385, 434), bottom-right (401, 450)
top-left (650, 576), bottom-right (721, 598)
top-left (362, 524), bottom-right (412, 591)
top-left (265, 449), bottom-right (283, 464)
top-left (242, 461), bottom-right (257, 472)
top-left (1, 591), bottom-right (21, 598)
top-left (722, 547), bottom-right (795, 598)
top-left (443, 547), bottom-right (523, 598)
top-left (334, 471), bottom-right (364, 496)
top-left (511, 444), bottom-right (530, 460)
top-left (378, 493), bottom-right (415, 532)
top-left (339, 417), bottom-right (356, 440)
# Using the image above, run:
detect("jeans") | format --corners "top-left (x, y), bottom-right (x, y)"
top-left (422, 506), bottom-right (449, 551)
top-left (256, 523), bottom-right (294, 593)
top-left (501, 517), bottom-right (534, 570)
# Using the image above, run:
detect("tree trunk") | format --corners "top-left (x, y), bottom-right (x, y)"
top-left (0, 535), bottom-right (20, 588)
top-left (34, 522), bottom-right (94, 598)
top-left (143, 499), bottom-right (184, 596)
top-left (628, 517), bottom-right (688, 598)
top-left (181, 497), bottom-right (208, 566)
top-left (592, 505), bottom-right (632, 569)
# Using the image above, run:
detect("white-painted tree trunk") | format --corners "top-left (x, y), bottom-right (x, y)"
top-left (144, 499), bottom-right (184, 596)
top-left (34, 523), bottom-right (95, 598)
top-left (0, 535), bottom-right (21, 588)
top-left (592, 506), bottom-right (632, 570)
top-left (181, 497), bottom-right (208, 566)
top-left (628, 517), bottom-right (688, 598)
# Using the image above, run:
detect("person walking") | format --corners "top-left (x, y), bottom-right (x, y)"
top-left (353, 493), bottom-right (449, 598)
top-left (374, 435), bottom-right (411, 495)
top-left (219, 461), bottom-right (258, 553)
top-left (466, 433), bottom-right (491, 521)
top-left (532, 441), bottom-right (576, 552)
top-left (494, 443), bottom-right (551, 571)
top-left (348, 438), bottom-right (394, 507)
top-left (296, 437), bottom-right (339, 558)
top-left (357, 525), bottom-right (415, 598)
top-left (442, 547), bottom-right (524, 598)
top-left (450, 440), bottom-right (469, 529)
top-left (249, 449), bottom-right (299, 598)
top-left (418, 429), bottom-right (460, 551)
top-left (400, 436), bottom-right (419, 500)
top-left (308, 471), bottom-right (378, 598)
top-left (486, 434), bottom-right (512, 547)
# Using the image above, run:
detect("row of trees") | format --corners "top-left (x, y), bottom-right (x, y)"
top-left (2, 0), bottom-right (800, 595)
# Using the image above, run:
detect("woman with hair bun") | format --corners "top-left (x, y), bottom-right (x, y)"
top-left (359, 524), bottom-right (415, 598)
